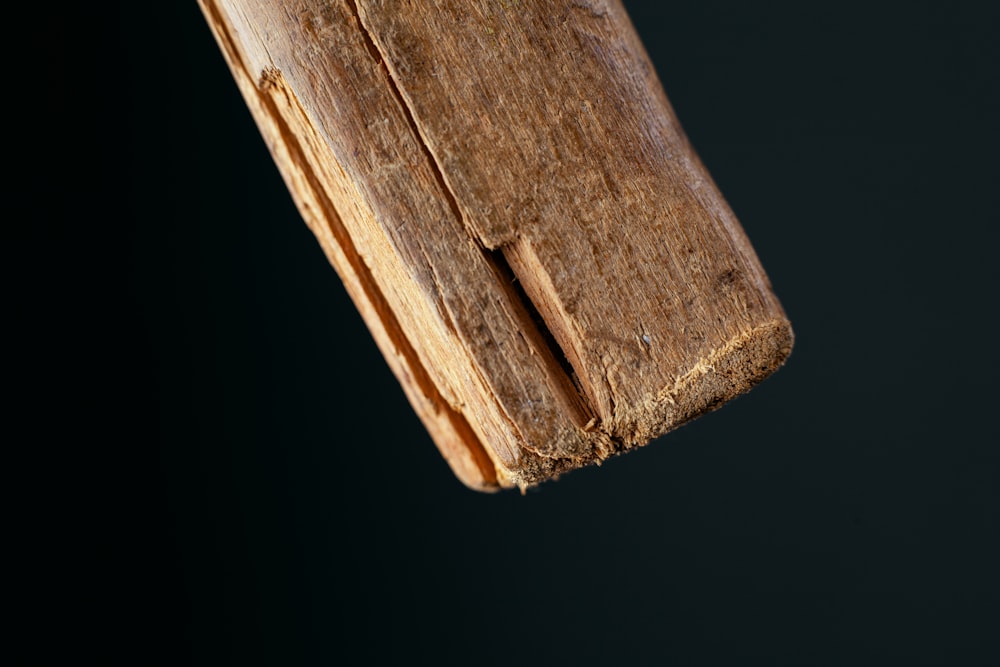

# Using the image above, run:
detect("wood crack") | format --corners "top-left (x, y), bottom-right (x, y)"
top-left (349, 0), bottom-right (600, 440)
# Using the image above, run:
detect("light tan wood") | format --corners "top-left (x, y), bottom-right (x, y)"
top-left (197, 0), bottom-right (793, 491)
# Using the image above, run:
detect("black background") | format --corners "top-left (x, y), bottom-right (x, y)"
top-left (19, 1), bottom-right (999, 664)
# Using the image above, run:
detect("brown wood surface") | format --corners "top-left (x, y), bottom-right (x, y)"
top-left (197, 0), bottom-right (794, 491)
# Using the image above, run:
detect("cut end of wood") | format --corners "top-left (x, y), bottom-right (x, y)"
top-left (483, 317), bottom-right (795, 491)
top-left (629, 317), bottom-right (795, 447)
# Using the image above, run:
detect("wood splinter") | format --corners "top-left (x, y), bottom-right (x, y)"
top-left (198, 0), bottom-right (794, 492)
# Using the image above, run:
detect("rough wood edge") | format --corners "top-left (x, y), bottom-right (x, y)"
top-left (199, 0), bottom-right (506, 491)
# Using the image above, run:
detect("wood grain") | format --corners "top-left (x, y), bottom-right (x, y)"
top-left (198, 0), bottom-right (793, 491)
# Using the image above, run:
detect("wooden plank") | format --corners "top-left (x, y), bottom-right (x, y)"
top-left (197, 0), bottom-right (794, 491)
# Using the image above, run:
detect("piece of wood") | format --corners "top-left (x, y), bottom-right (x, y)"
top-left (197, 0), bottom-right (794, 492)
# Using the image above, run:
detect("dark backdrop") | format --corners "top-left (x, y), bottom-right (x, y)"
top-left (20, 1), bottom-right (998, 664)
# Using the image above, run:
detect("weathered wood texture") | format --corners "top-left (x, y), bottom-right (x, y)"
top-left (198, 0), bottom-right (793, 491)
